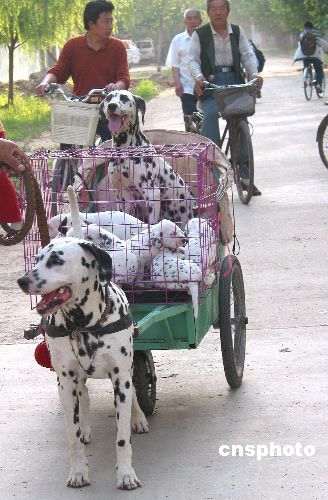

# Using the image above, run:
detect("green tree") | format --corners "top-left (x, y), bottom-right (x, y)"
top-left (128, 0), bottom-right (205, 68)
top-left (0, 0), bottom-right (132, 105)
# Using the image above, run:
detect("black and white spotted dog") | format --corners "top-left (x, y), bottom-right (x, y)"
top-left (17, 238), bottom-right (148, 490)
top-left (99, 89), bottom-right (196, 225)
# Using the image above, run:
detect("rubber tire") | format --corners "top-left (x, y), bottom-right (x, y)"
top-left (316, 73), bottom-right (326, 99)
top-left (133, 350), bottom-right (157, 416)
top-left (218, 255), bottom-right (247, 389)
top-left (234, 120), bottom-right (254, 205)
top-left (317, 114), bottom-right (328, 169)
top-left (304, 66), bottom-right (313, 101)
top-left (51, 158), bottom-right (76, 217)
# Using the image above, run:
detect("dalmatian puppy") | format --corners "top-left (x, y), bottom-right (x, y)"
top-left (150, 248), bottom-right (202, 320)
top-left (17, 237), bottom-right (148, 490)
top-left (67, 224), bottom-right (139, 283)
top-left (183, 218), bottom-right (218, 286)
top-left (68, 220), bottom-right (186, 283)
top-left (48, 210), bottom-right (148, 240)
top-left (126, 219), bottom-right (187, 280)
top-left (99, 90), bottom-right (197, 225)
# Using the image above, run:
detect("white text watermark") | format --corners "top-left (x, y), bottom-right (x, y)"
top-left (218, 442), bottom-right (315, 461)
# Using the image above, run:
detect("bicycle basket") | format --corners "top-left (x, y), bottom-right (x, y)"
top-left (208, 84), bottom-right (257, 120)
top-left (50, 100), bottom-right (100, 146)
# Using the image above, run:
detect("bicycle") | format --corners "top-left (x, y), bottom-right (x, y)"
top-left (317, 113), bottom-right (328, 168)
top-left (42, 84), bottom-right (108, 216)
top-left (193, 79), bottom-right (258, 205)
top-left (303, 61), bottom-right (326, 100)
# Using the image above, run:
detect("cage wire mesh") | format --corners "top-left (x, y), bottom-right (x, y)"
top-left (25, 143), bottom-right (230, 308)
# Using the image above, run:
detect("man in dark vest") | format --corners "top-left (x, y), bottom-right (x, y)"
top-left (189, 0), bottom-right (263, 195)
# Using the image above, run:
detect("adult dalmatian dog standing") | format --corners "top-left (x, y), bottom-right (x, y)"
top-left (17, 237), bottom-right (148, 490)
top-left (98, 89), bottom-right (196, 224)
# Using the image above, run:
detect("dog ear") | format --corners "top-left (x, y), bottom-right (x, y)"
top-left (58, 216), bottom-right (68, 235)
top-left (79, 242), bottom-right (112, 283)
top-left (99, 100), bottom-right (107, 121)
top-left (133, 94), bottom-right (146, 124)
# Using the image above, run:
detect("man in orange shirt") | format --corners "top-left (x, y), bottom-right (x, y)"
top-left (35, 0), bottom-right (130, 140)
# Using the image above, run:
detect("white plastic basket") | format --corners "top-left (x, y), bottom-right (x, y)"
top-left (50, 100), bottom-right (100, 146)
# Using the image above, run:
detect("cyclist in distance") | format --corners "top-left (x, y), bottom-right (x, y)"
top-left (188, 0), bottom-right (263, 195)
top-left (35, 0), bottom-right (130, 141)
top-left (293, 21), bottom-right (328, 96)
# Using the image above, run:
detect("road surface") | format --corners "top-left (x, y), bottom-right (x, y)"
top-left (0, 55), bottom-right (327, 499)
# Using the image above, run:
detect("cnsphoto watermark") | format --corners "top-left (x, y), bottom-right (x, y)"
top-left (218, 442), bottom-right (316, 461)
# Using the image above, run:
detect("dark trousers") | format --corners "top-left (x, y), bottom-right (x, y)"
top-left (303, 57), bottom-right (324, 87)
top-left (180, 93), bottom-right (198, 115)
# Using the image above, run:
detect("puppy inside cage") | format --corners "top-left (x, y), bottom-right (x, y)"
top-left (25, 141), bottom-right (233, 318)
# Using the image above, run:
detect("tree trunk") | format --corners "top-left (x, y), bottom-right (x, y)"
top-left (156, 17), bottom-right (164, 73)
top-left (8, 39), bottom-right (15, 106)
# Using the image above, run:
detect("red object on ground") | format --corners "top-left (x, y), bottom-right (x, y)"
top-left (34, 340), bottom-right (53, 370)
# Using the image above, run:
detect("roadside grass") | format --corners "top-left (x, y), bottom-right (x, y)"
top-left (133, 79), bottom-right (158, 100)
top-left (0, 93), bottom-right (50, 142)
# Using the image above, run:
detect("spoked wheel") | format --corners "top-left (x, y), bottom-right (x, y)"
top-left (317, 114), bottom-right (328, 169)
top-left (133, 350), bottom-right (157, 416)
top-left (316, 73), bottom-right (326, 99)
top-left (234, 120), bottom-right (254, 205)
top-left (218, 255), bottom-right (247, 388)
top-left (304, 66), bottom-right (313, 100)
top-left (51, 158), bottom-right (78, 217)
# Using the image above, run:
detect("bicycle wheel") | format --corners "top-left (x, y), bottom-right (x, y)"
top-left (316, 72), bottom-right (326, 98)
top-left (304, 66), bottom-right (313, 100)
top-left (233, 120), bottom-right (254, 205)
top-left (317, 114), bottom-right (328, 169)
top-left (51, 158), bottom-right (77, 217)
top-left (218, 255), bottom-right (247, 388)
top-left (133, 350), bottom-right (157, 416)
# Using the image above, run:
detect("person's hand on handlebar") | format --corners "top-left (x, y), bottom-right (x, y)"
top-left (35, 83), bottom-right (50, 96)
top-left (254, 75), bottom-right (263, 89)
top-left (105, 80), bottom-right (127, 93)
top-left (194, 76), bottom-right (206, 97)
top-left (35, 74), bottom-right (58, 96)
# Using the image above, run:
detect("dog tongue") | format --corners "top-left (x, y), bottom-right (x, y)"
top-left (36, 286), bottom-right (71, 315)
top-left (108, 114), bottom-right (122, 134)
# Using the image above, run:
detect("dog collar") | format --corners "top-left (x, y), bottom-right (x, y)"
top-left (45, 286), bottom-right (133, 338)
top-left (45, 310), bottom-right (133, 338)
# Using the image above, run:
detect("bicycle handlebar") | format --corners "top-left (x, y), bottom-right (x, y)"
top-left (42, 84), bottom-right (107, 103)
top-left (203, 78), bottom-right (259, 90)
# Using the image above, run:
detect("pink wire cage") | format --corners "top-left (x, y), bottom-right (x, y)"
top-left (24, 142), bottom-right (231, 307)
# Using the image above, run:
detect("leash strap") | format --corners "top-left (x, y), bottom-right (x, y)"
top-left (45, 311), bottom-right (133, 338)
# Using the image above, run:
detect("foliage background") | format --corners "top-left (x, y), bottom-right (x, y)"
top-left (0, 0), bottom-right (327, 103)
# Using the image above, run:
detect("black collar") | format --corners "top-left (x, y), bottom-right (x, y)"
top-left (45, 310), bottom-right (133, 338)
top-left (45, 286), bottom-right (133, 338)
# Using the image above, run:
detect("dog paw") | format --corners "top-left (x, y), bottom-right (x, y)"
top-left (117, 466), bottom-right (141, 490)
top-left (131, 413), bottom-right (149, 433)
top-left (81, 429), bottom-right (91, 444)
top-left (67, 467), bottom-right (90, 488)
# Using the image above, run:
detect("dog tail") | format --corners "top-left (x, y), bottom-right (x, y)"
top-left (189, 282), bottom-right (199, 320)
top-left (67, 185), bottom-right (83, 239)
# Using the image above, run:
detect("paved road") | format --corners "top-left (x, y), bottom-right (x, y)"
top-left (1, 56), bottom-right (328, 499)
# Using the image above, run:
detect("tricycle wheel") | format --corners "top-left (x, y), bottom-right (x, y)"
top-left (133, 350), bottom-right (157, 416)
top-left (219, 255), bottom-right (247, 388)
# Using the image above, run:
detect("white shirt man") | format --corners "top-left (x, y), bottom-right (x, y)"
top-left (166, 9), bottom-right (202, 131)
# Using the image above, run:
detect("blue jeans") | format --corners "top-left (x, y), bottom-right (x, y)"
top-left (200, 70), bottom-right (239, 145)
top-left (303, 57), bottom-right (324, 87)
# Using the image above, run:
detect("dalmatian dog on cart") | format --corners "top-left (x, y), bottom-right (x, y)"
top-left (74, 89), bottom-right (197, 225)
